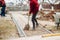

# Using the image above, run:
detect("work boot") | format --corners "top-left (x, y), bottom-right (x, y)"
top-left (33, 26), bottom-right (35, 30)
top-left (36, 23), bottom-right (39, 27)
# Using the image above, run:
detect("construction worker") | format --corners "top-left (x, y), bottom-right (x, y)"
top-left (29, 0), bottom-right (39, 30)
top-left (1, 0), bottom-right (6, 16)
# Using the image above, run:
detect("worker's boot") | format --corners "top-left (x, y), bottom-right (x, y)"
top-left (36, 23), bottom-right (39, 27)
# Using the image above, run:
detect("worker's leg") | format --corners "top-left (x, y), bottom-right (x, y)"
top-left (32, 14), bottom-right (36, 30)
top-left (32, 12), bottom-right (39, 29)
top-left (57, 23), bottom-right (59, 29)
top-left (34, 12), bottom-right (39, 26)
top-left (1, 6), bottom-right (5, 16)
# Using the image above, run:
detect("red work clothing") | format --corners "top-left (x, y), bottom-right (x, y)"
top-left (0, 0), bottom-right (5, 6)
top-left (0, 0), bottom-right (2, 6)
top-left (29, 0), bottom-right (39, 14)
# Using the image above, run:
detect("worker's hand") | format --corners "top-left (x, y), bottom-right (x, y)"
top-left (28, 13), bottom-right (31, 16)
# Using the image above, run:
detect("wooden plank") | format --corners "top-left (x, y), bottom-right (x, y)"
top-left (42, 33), bottom-right (60, 37)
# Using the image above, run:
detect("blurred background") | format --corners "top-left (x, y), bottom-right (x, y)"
top-left (4, 0), bottom-right (60, 11)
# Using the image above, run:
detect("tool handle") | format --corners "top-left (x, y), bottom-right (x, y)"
top-left (28, 13), bottom-right (30, 24)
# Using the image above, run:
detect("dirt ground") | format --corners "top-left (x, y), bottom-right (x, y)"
top-left (45, 25), bottom-right (60, 33)
top-left (23, 11), bottom-right (60, 36)
top-left (24, 29), bottom-right (49, 37)
top-left (0, 15), bottom-right (19, 39)
top-left (8, 11), bottom-right (60, 37)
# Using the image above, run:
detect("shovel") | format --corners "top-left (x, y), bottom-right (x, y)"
top-left (24, 13), bottom-right (30, 30)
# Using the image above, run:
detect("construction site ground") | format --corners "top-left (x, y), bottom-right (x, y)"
top-left (0, 11), bottom-right (60, 40)
top-left (10, 11), bottom-right (60, 36)
top-left (0, 14), bottom-right (19, 39)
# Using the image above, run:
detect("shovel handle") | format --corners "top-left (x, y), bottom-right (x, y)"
top-left (28, 13), bottom-right (30, 24)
